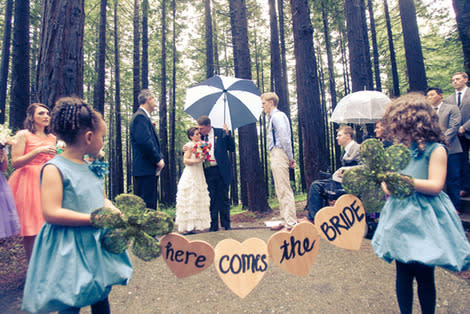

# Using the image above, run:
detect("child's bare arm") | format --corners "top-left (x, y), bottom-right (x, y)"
top-left (41, 164), bottom-right (92, 226)
top-left (413, 146), bottom-right (447, 195)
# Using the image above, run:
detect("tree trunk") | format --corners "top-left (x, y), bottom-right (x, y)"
top-left (384, 0), bottom-right (400, 97)
top-left (0, 0), bottom-right (13, 124)
top-left (133, 0), bottom-right (140, 113)
top-left (453, 0), bottom-right (470, 75)
top-left (169, 0), bottom-right (177, 206)
top-left (10, 0), bottom-right (30, 129)
top-left (36, 0), bottom-right (84, 110)
top-left (399, 0), bottom-right (427, 92)
top-left (289, 0), bottom-right (328, 187)
top-left (268, 0), bottom-right (288, 115)
top-left (159, 0), bottom-right (170, 206)
top-left (93, 0), bottom-right (107, 115)
top-left (229, 0), bottom-right (270, 212)
top-left (367, 0), bottom-right (382, 91)
top-left (344, 0), bottom-right (373, 92)
top-left (205, 0), bottom-right (214, 78)
top-left (112, 0), bottom-right (124, 198)
top-left (320, 1), bottom-right (341, 170)
top-left (141, 0), bottom-right (149, 89)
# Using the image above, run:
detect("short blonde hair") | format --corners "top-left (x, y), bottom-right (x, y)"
top-left (261, 92), bottom-right (279, 107)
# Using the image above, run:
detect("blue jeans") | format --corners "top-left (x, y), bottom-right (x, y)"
top-left (305, 179), bottom-right (342, 221)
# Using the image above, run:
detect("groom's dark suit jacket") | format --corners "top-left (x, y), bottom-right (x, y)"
top-left (211, 127), bottom-right (235, 185)
top-left (130, 107), bottom-right (162, 176)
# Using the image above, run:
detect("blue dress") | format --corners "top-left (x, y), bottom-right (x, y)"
top-left (22, 155), bottom-right (133, 313)
top-left (372, 142), bottom-right (470, 272)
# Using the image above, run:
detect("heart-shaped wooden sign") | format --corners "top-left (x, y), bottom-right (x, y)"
top-left (314, 194), bottom-right (366, 250)
top-left (214, 238), bottom-right (269, 299)
top-left (267, 222), bottom-right (321, 277)
top-left (160, 233), bottom-right (215, 278)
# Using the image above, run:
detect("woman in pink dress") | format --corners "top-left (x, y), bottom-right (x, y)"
top-left (8, 103), bottom-right (56, 262)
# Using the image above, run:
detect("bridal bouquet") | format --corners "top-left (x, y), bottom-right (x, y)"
top-left (192, 141), bottom-right (213, 162)
top-left (0, 124), bottom-right (12, 149)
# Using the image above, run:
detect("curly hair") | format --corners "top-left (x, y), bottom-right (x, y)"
top-left (381, 93), bottom-right (445, 150)
top-left (50, 97), bottom-right (103, 145)
top-left (23, 103), bottom-right (51, 134)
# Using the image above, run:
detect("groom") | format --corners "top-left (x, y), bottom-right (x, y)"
top-left (197, 116), bottom-right (235, 231)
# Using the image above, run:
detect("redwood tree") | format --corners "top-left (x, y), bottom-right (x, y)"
top-left (289, 0), bottom-right (328, 187)
top-left (229, 0), bottom-right (270, 212)
top-left (399, 0), bottom-right (427, 92)
top-left (93, 0), bottom-right (107, 115)
top-left (36, 0), bottom-right (84, 110)
top-left (0, 0), bottom-right (13, 124)
top-left (344, 0), bottom-right (373, 92)
top-left (453, 0), bottom-right (470, 75)
top-left (10, 0), bottom-right (30, 128)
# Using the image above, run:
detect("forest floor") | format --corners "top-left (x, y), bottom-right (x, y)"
top-left (1, 200), bottom-right (469, 313)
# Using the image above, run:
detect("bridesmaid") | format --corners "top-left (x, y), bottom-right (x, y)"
top-left (0, 146), bottom-right (19, 239)
top-left (8, 103), bottom-right (56, 262)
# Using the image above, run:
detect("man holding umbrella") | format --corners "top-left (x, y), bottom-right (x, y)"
top-left (197, 116), bottom-right (235, 232)
top-left (261, 92), bottom-right (297, 231)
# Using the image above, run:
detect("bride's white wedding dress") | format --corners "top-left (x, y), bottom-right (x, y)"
top-left (175, 142), bottom-right (211, 232)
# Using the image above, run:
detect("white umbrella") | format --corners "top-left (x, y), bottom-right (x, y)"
top-left (330, 90), bottom-right (391, 124)
top-left (184, 75), bottom-right (262, 130)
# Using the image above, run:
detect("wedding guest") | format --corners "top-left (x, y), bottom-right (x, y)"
top-left (8, 103), bottom-right (56, 262)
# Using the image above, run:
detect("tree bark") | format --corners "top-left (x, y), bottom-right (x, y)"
top-left (93, 0), bottom-right (107, 115)
top-left (169, 0), bottom-right (177, 206)
top-left (36, 0), bottom-right (84, 110)
top-left (367, 0), bottom-right (382, 91)
top-left (289, 0), bottom-right (329, 187)
top-left (112, 0), bottom-right (124, 198)
top-left (141, 0), bottom-right (149, 89)
top-left (133, 0), bottom-right (140, 113)
top-left (0, 0), bottom-right (13, 124)
top-left (10, 0), bottom-right (30, 129)
top-left (399, 0), bottom-right (427, 92)
top-left (384, 0), bottom-right (400, 97)
top-left (453, 0), bottom-right (470, 75)
top-left (159, 0), bottom-right (171, 206)
top-left (229, 0), bottom-right (270, 212)
top-left (205, 0), bottom-right (214, 78)
top-left (344, 0), bottom-right (373, 92)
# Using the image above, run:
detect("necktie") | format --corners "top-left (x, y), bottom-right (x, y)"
top-left (457, 92), bottom-right (462, 108)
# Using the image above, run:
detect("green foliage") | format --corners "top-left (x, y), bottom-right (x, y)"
top-left (342, 139), bottom-right (414, 213)
top-left (91, 193), bottom-right (174, 261)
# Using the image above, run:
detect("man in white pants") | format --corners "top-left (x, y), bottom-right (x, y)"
top-left (261, 92), bottom-right (297, 231)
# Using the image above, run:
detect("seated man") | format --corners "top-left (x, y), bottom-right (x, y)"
top-left (304, 126), bottom-right (361, 222)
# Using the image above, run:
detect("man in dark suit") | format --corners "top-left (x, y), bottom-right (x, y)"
top-left (304, 126), bottom-right (361, 222)
top-left (427, 87), bottom-right (462, 212)
top-left (197, 116), bottom-right (235, 231)
top-left (444, 72), bottom-right (470, 196)
top-left (130, 89), bottom-right (165, 210)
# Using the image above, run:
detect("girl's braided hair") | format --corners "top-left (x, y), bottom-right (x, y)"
top-left (51, 97), bottom-right (102, 144)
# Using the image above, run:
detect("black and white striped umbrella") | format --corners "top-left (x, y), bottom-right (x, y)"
top-left (184, 75), bottom-right (262, 130)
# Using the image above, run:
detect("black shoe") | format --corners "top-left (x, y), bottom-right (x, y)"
top-left (224, 227), bottom-right (232, 230)
top-left (209, 228), bottom-right (218, 232)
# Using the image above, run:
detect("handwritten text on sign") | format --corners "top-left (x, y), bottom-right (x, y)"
top-left (214, 238), bottom-right (269, 299)
top-left (314, 194), bottom-right (366, 250)
top-left (268, 222), bottom-right (321, 277)
top-left (160, 233), bottom-right (214, 278)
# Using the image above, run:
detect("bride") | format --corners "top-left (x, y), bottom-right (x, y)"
top-left (175, 127), bottom-right (211, 234)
